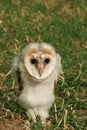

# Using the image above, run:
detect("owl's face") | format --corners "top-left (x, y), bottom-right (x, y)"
top-left (23, 43), bottom-right (57, 81)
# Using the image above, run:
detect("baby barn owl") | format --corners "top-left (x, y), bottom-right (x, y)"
top-left (13, 43), bottom-right (62, 125)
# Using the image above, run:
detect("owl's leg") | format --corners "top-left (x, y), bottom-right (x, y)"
top-left (38, 108), bottom-right (49, 126)
top-left (26, 108), bottom-right (37, 123)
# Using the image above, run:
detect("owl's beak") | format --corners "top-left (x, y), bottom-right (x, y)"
top-left (39, 69), bottom-right (43, 76)
top-left (38, 65), bottom-right (44, 76)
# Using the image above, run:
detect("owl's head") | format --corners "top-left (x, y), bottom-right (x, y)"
top-left (22, 43), bottom-right (58, 81)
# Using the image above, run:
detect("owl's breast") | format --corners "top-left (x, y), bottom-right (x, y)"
top-left (19, 82), bottom-right (55, 109)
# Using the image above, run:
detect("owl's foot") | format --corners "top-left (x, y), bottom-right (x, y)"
top-left (37, 109), bottom-right (49, 126)
top-left (26, 109), bottom-right (37, 123)
top-left (41, 119), bottom-right (51, 129)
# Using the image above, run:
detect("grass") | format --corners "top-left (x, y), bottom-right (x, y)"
top-left (0, 0), bottom-right (87, 129)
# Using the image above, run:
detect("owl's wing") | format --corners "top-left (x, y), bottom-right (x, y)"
top-left (53, 53), bottom-right (62, 92)
top-left (56, 53), bottom-right (62, 78)
top-left (54, 80), bottom-right (57, 90)
top-left (13, 55), bottom-right (24, 91)
top-left (16, 68), bottom-right (23, 91)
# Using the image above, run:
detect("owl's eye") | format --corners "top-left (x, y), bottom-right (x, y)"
top-left (31, 59), bottom-right (37, 64)
top-left (44, 58), bottom-right (50, 64)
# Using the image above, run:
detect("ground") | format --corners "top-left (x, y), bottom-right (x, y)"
top-left (0, 0), bottom-right (87, 130)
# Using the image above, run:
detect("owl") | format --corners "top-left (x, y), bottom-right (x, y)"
top-left (13, 43), bottom-right (62, 125)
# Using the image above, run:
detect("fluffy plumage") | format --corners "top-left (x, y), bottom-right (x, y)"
top-left (13, 43), bottom-right (62, 125)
